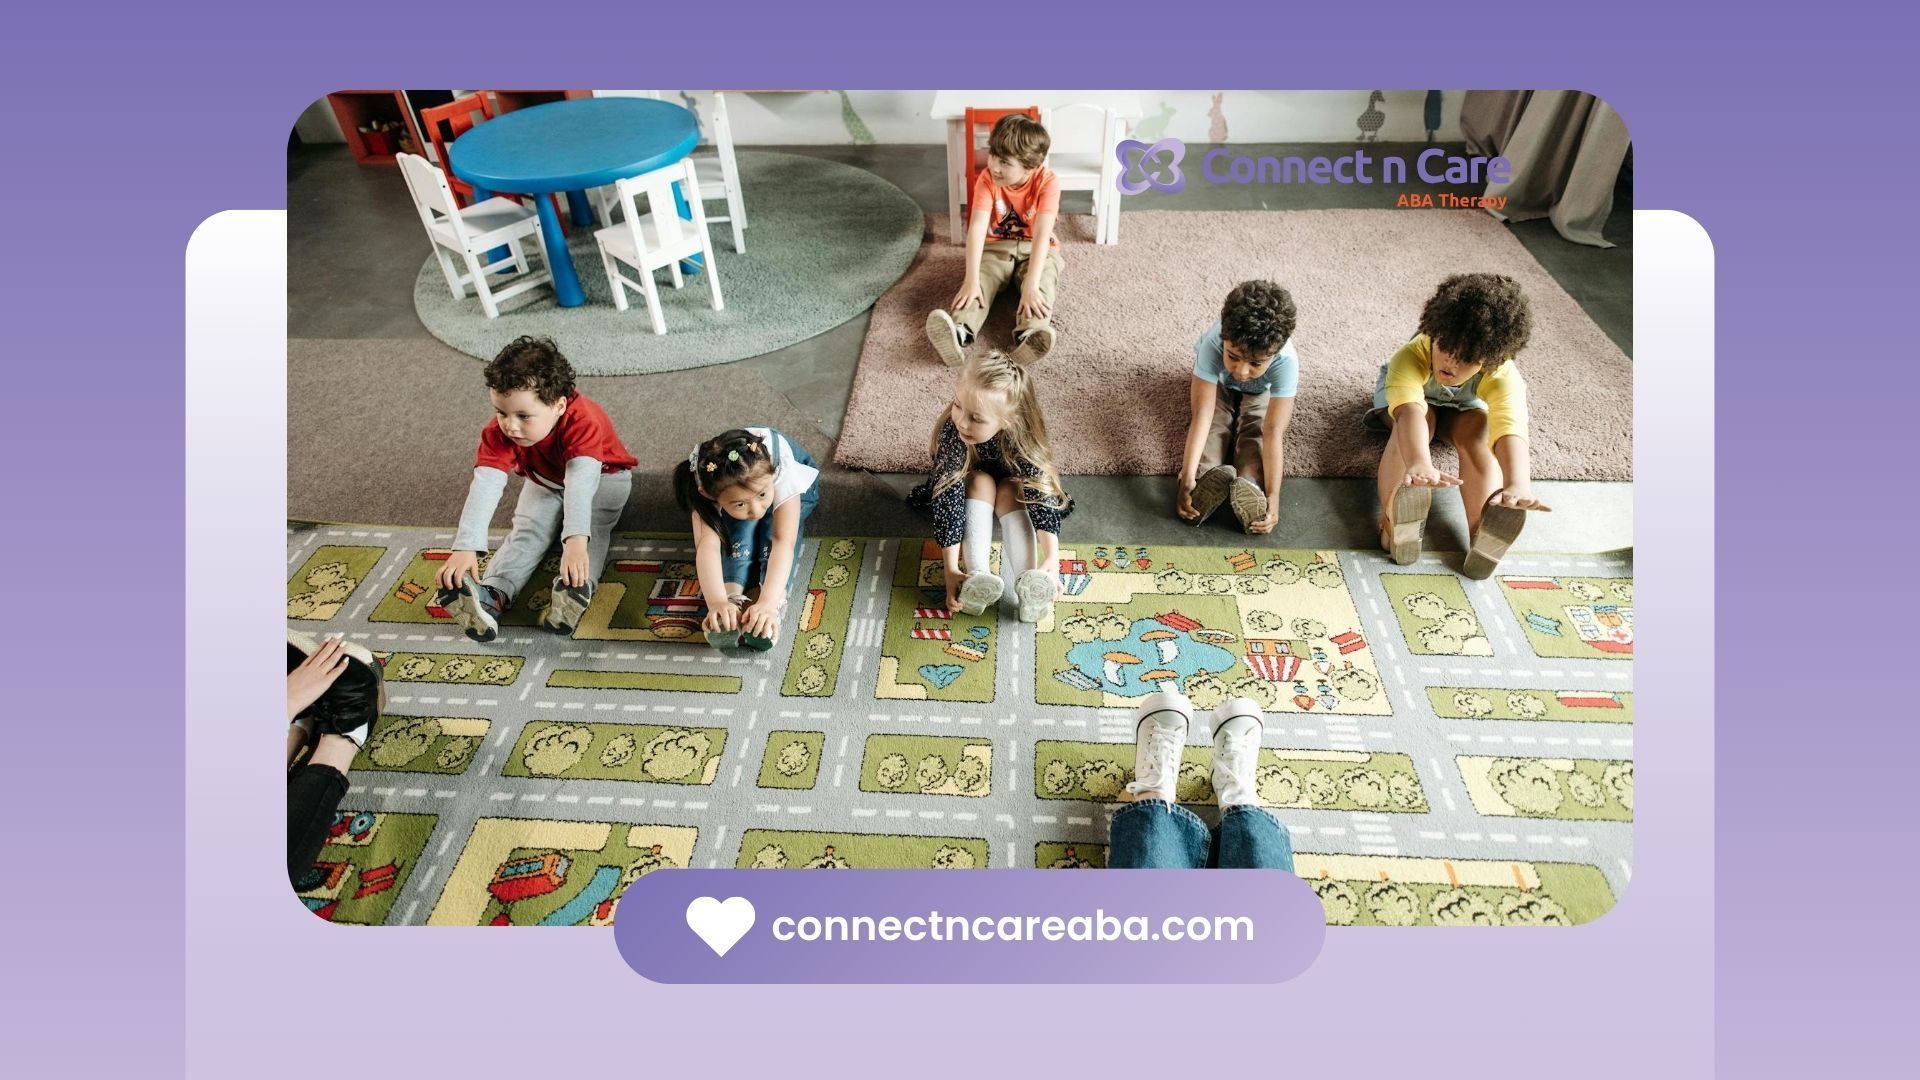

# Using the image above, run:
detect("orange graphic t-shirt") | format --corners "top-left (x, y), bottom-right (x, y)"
top-left (969, 165), bottom-right (1061, 247)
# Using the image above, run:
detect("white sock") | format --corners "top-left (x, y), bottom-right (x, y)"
top-left (963, 500), bottom-right (994, 576)
top-left (998, 510), bottom-right (1035, 600)
top-left (338, 721), bottom-right (370, 748)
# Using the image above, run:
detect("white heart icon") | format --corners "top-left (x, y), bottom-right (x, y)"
top-left (685, 896), bottom-right (755, 957)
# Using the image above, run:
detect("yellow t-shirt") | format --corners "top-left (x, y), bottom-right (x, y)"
top-left (1383, 334), bottom-right (1529, 447)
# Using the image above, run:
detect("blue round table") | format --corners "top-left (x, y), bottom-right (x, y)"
top-left (449, 97), bottom-right (701, 307)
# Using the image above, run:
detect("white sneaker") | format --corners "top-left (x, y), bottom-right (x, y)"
top-left (955, 570), bottom-right (1004, 615)
top-left (1012, 568), bottom-right (1057, 624)
top-left (1211, 697), bottom-right (1265, 807)
top-left (1126, 689), bottom-right (1194, 799)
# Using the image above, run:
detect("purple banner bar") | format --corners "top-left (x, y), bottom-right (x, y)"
top-left (615, 869), bottom-right (1325, 984)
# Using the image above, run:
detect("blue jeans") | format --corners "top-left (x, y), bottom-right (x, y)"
top-left (720, 445), bottom-right (821, 593)
top-left (1107, 801), bottom-right (1294, 871)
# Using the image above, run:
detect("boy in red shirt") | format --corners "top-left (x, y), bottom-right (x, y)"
top-left (926, 113), bottom-right (1063, 368)
top-left (434, 336), bottom-right (637, 641)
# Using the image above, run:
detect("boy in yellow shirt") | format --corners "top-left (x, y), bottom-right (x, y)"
top-left (1366, 273), bottom-right (1551, 578)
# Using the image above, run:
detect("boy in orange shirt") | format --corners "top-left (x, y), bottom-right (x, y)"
top-left (926, 113), bottom-right (1062, 368)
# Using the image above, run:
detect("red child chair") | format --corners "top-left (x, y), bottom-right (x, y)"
top-left (417, 95), bottom-right (565, 228)
top-left (960, 105), bottom-right (1042, 229)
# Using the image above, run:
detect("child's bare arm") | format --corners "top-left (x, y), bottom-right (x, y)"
top-left (757, 499), bottom-right (803, 600)
top-left (1248, 396), bottom-right (1295, 534)
top-left (1019, 213), bottom-right (1059, 319)
top-left (952, 210), bottom-right (992, 309)
top-left (689, 513), bottom-right (737, 631)
top-left (1492, 436), bottom-right (1550, 510)
top-left (1176, 376), bottom-right (1218, 521)
top-left (1390, 404), bottom-right (1458, 486)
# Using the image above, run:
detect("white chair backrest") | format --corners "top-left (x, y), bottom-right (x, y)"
top-left (711, 91), bottom-right (733, 152)
top-left (1042, 104), bottom-right (1112, 158)
top-left (398, 152), bottom-right (466, 241)
top-left (615, 159), bottom-right (704, 258)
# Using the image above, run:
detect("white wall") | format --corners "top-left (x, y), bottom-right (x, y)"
top-left (291, 90), bottom-right (1466, 147)
top-left (639, 90), bottom-right (1465, 146)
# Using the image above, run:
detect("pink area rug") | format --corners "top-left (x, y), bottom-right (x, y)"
top-left (833, 211), bottom-right (1631, 480)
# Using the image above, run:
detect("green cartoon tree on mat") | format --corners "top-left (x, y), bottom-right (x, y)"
top-left (1501, 894), bottom-right (1572, 926)
top-left (931, 845), bottom-right (975, 869)
top-left (369, 717), bottom-right (440, 768)
top-left (1366, 882), bottom-right (1421, 926)
top-left (601, 733), bottom-right (638, 768)
top-left (1489, 758), bottom-right (1565, 815)
top-left (523, 725), bottom-right (593, 775)
top-left (1315, 881), bottom-right (1360, 926)
top-left (876, 753), bottom-right (911, 790)
top-left (1257, 765), bottom-right (1301, 806)
top-left (642, 730), bottom-right (712, 781)
top-left (1429, 889), bottom-right (1503, 926)
top-left (776, 741), bottom-right (813, 777)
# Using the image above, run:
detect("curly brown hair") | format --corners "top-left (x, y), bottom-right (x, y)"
top-left (484, 336), bottom-right (576, 404)
top-left (987, 114), bottom-right (1051, 170)
top-left (1219, 280), bottom-right (1297, 359)
top-left (1418, 274), bottom-right (1533, 366)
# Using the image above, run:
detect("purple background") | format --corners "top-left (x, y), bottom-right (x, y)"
top-left (614, 869), bottom-right (1326, 983)
top-left (17, 2), bottom-right (1906, 1076)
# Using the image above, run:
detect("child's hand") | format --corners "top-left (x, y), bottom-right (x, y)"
top-left (742, 601), bottom-right (783, 640)
top-left (1490, 488), bottom-right (1552, 513)
top-left (702, 601), bottom-right (742, 633)
top-left (559, 535), bottom-right (591, 587)
top-left (1246, 504), bottom-right (1280, 535)
top-left (944, 567), bottom-right (967, 613)
top-left (1176, 478), bottom-right (1199, 522)
top-left (1400, 464), bottom-right (1461, 489)
top-left (288, 635), bottom-right (350, 721)
top-left (437, 550), bottom-right (480, 590)
top-left (1017, 284), bottom-right (1051, 322)
top-left (950, 281), bottom-right (983, 311)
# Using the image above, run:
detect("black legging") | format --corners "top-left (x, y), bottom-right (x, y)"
top-left (287, 764), bottom-right (349, 886)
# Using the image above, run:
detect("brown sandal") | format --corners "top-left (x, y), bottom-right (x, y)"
top-left (1463, 488), bottom-right (1527, 579)
top-left (1385, 484), bottom-right (1431, 565)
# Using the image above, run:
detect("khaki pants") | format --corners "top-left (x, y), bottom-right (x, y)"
top-left (953, 239), bottom-right (1064, 339)
top-left (1197, 390), bottom-right (1269, 481)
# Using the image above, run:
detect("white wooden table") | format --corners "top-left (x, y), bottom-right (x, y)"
top-left (929, 91), bottom-right (1146, 245)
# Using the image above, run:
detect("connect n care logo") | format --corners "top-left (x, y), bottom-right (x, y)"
top-left (1115, 137), bottom-right (1186, 195)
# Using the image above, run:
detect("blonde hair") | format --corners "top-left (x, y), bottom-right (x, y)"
top-left (929, 352), bottom-right (1068, 510)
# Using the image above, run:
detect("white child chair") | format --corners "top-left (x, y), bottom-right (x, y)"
top-left (398, 152), bottom-right (553, 319)
top-left (593, 158), bottom-right (725, 334)
top-left (1041, 104), bottom-right (1123, 245)
top-left (591, 91), bottom-right (749, 253)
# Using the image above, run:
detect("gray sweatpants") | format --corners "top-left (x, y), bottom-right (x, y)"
top-left (479, 471), bottom-right (632, 602)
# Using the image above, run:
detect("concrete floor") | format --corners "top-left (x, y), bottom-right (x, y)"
top-left (288, 140), bottom-right (1631, 554)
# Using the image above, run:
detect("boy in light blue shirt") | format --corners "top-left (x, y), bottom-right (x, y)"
top-left (1175, 281), bottom-right (1300, 534)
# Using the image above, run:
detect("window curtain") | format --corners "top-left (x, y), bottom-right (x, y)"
top-left (1461, 90), bottom-right (1629, 248)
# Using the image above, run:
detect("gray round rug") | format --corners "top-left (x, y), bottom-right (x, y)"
top-left (413, 151), bottom-right (923, 376)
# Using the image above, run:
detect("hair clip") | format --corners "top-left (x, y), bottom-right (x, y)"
top-left (704, 462), bottom-right (717, 472)
top-left (727, 449), bottom-right (741, 462)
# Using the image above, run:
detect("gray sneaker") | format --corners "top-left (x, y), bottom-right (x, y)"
top-left (1010, 323), bottom-right (1054, 366)
top-left (436, 578), bottom-right (503, 643)
top-left (926, 309), bottom-right (967, 367)
top-left (543, 576), bottom-right (594, 636)
top-left (1188, 465), bottom-right (1236, 526)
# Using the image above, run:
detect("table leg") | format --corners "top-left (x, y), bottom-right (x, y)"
top-left (567, 190), bottom-right (593, 229)
top-left (532, 193), bottom-right (586, 307)
top-left (672, 178), bottom-right (704, 275)
top-left (468, 184), bottom-right (512, 264)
